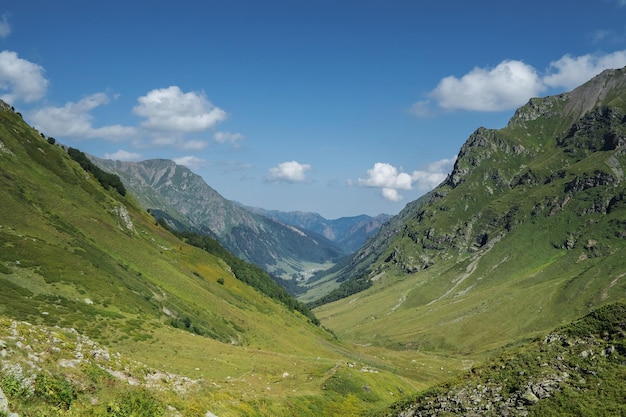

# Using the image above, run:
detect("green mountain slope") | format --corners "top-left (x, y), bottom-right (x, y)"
top-left (91, 157), bottom-right (346, 282)
top-left (314, 67), bottom-right (626, 356)
top-left (378, 302), bottom-right (626, 416)
top-left (0, 101), bottom-right (430, 416)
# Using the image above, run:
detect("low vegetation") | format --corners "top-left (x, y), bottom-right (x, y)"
top-left (2, 68), bottom-right (626, 416)
top-left (378, 302), bottom-right (626, 416)
top-left (174, 231), bottom-right (320, 325)
top-left (67, 147), bottom-right (126, 196)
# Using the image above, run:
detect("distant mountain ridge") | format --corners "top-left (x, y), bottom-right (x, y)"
top-left (242, 206), bottom-right (392, 253)
top-left (92, 158), bottom-right (346, 281)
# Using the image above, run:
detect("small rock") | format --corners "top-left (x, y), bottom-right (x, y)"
top-left (521, 389), bottom-right (539, 404)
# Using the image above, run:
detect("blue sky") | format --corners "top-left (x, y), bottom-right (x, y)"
top-left (2, 1), bottom-right (626, 218)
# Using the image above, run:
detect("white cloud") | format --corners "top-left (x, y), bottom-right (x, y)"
top-left (417, 51), bottom-right (626, 115)
top-left (0, 50), bottom-right (48, 104)
top-left (267, 160), bottom-right (311, 182)
top-left (358, 162), bottom-right (412, 190)
top-left (411, 157), bottom-right (456, 191)
top-left (430, 60), bottom-right (544, 112)
top-left (173, 155), bottom-right (206, 170)
top-left (30, 93), bottom-right (136, 140)
top-left (358, 158), bottom-right (455, 201)
top-left (543, 51), bottom-right (626, 89)
top-left (214, 131), bottom-right (244, 145)
top-left (381, 188), bottom-right (403, 202)
top-left (0, 14), bottom-right (11, 39)
top-left (104, 149), bottom-right (142, 161)
top-left (133, 86), bottom-right (226, 133)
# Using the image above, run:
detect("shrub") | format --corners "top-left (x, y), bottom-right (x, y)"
top-left (105, 387), bottom-right (165, 417)
top-left (34, 373), bottom-right (76, 410)
top-left (0, 373), bottom-right (31, 402)
top-left (67, 147), bottom-right (126, 196)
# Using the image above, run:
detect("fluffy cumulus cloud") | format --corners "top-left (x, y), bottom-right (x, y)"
top-left (430, 60), bottom-right (544, 112)
top-left (411, 157), bottom-right (456, 191)
top-left (133, 86), bottom-right (226, 133)
top-left (358, 158), bottom-right (455, 202)
top-left (0, 51), bottom-right (48, 104)
top-left (0, 14), bottom-right (11, 39)
top-left (358, 162), bottom-right (412, 190)
top-left (544, 51), bottom-right (626, 89)
top-left (104, 149), bottom-right (142, 161)
top-left (381, 188), bottom-right (403, 202)
top-left (30, 93), bottom-right (136, 140)
top-left (267, 160), bottom-right (311, 183)
top-left (417, 51), bottom-right (626, 115)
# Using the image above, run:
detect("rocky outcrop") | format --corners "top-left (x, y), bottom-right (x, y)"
top-left (382, 303), bottom-right (626, 417)
top-left (0, 385), bottom-right (18, 417)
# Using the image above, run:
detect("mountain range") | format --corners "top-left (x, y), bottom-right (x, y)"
top-left (241, 206), bottom-right (392, 253)
top-left (1, 66), bottom-right (626, 416)
top-left (91, 158), bottom-right (389, 289)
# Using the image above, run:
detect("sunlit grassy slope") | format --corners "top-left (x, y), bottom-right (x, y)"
top-left (376, 302), bottom-right (626, 416)
top-left (315, 67), bottom-right (626, 364)
top-left (3, 67), bottom-right (626, 416)
top-left (0, 103), bottom-right (456, 416)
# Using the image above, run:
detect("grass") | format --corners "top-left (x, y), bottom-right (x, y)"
top-left (1, 105), bottom-right (453, 415)
top-left (3, 80), bottom-right (626, 414)
top-left (314, 92), bottom-right (626, 363)
top-left (375, 302), bottom-right (626, 416)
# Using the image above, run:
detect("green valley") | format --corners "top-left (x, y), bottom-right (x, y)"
top-left (1, 66), bottom-right (626, 416)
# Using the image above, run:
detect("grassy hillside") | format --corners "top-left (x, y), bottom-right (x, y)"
top-left (314, 69), bottom-right (626, 359)
top-left (0, 102), bottom-right (448, 416)
top-left (377, 302), bottom-right (626, 416)
top-left (3, 65), bottom-right (626, 415)
top-left (92, 157), bottom-right (346, 284)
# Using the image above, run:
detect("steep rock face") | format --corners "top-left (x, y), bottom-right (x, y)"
top-left (389, 68), bottom-right (626, 272)
top-left (94, 159), bottom-right (259, 235)
top-left (93, 158), bottom-right (346, 280)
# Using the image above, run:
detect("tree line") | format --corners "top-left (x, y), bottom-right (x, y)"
top-left (67, 148), bottom-right (126, 196)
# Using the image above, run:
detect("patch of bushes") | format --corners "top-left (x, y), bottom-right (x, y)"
top-left (34, 372), bottom-right (76, 410)
top-left (0, 372), bottom-right (31, 402)
top-left (104, 387), bottom-right (165, 417)
top-left (307, 275), bottom-right (372, 308)
top-left (67, 147), bottom-right (126, 196)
